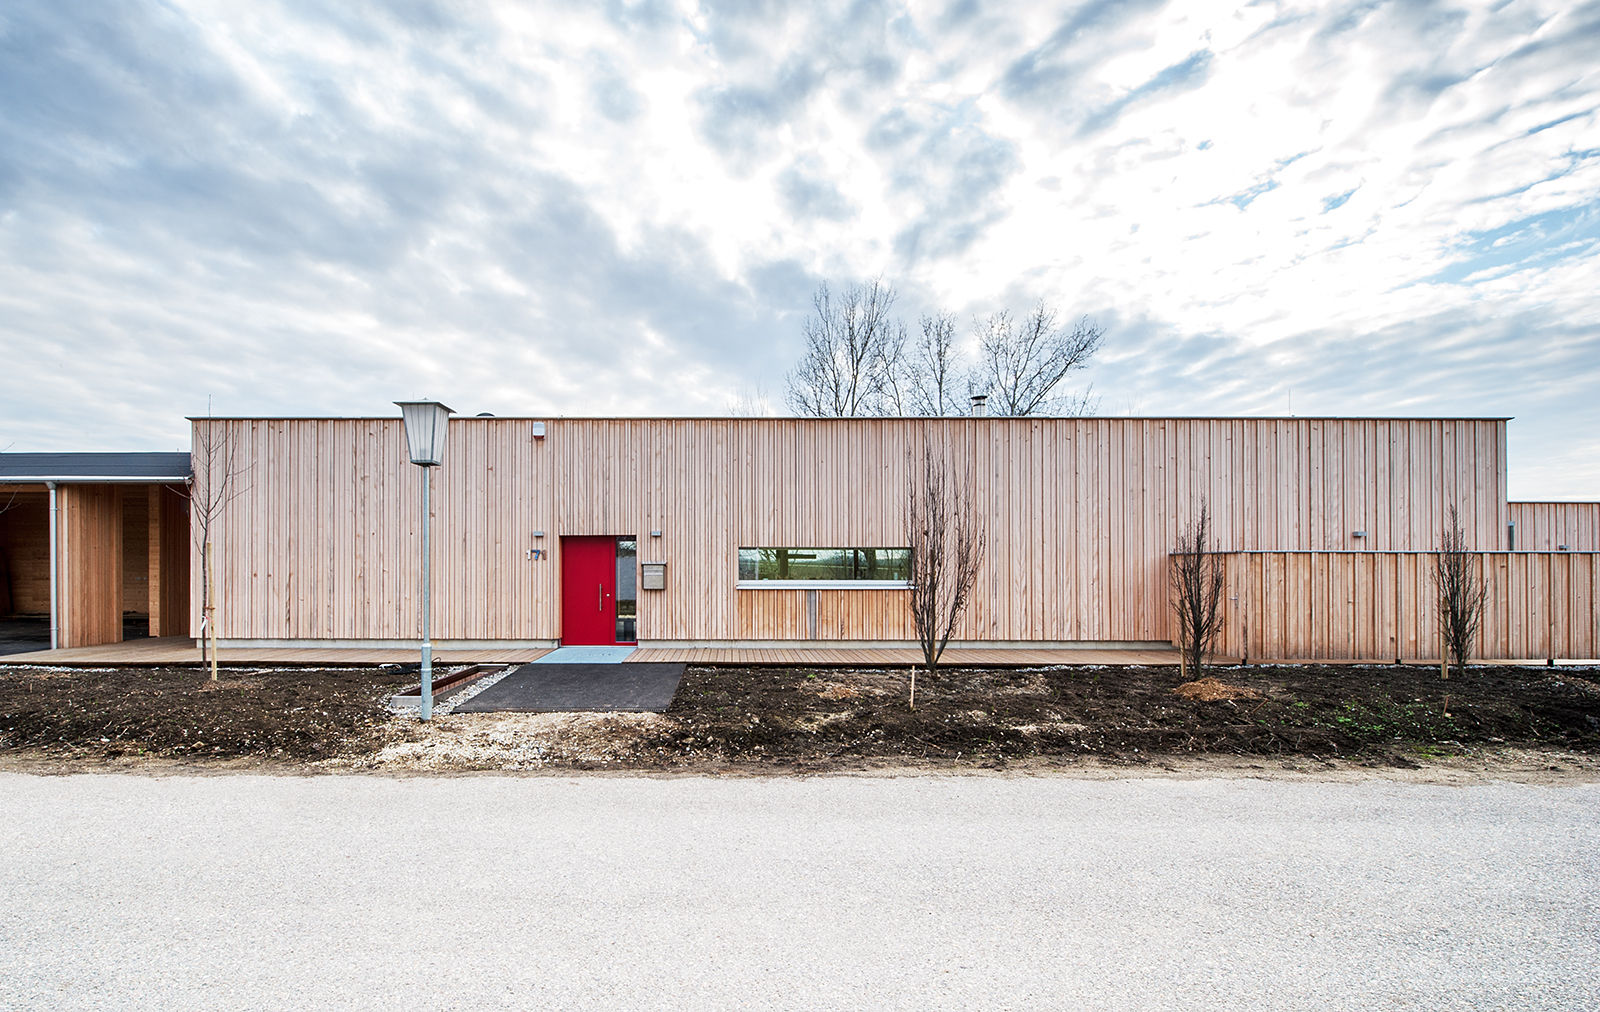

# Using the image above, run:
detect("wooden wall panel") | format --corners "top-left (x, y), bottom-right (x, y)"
top-left (1203, 551), bottom-right (1599, 660)
top-left (1509, 502), bottom-right (1600, 551)
top-left (0, 487), bottom-right (50, 614)
top-left (61, 484), bottom-right (122, 648)
top-left (195, 417), bottom-right (1510, 644)
top-left (149, 485), bottom-right (191, 637)
top-left (120, 487), bottom-right (149, 615)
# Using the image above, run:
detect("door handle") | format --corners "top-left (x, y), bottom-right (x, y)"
top-left (598, 583), bottom-right (602, 611)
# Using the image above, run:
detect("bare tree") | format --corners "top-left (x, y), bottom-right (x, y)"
top-left (1434, 505), bottom-right (1485, 679)
top-left (1171, 499), bottom-right (1226, 678)
top-left (905, 312), bottom-right (965, 416)
top-left (188, 413), bottom-right (248, 678)
top-left (726, 382), bottom-right (775, 417)
top-left (785, 279), bottom-right (906, 417)
top-left (974, 303), bottom-right (1103, 416)
top-left (875, 316), bottom-right (912, 416)
top-left (903, 439), bottom-right (986, 707)
top-left (0, 444), bottom-right (19, 518)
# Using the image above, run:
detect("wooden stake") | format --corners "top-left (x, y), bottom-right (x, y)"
top-left (206, 541), bottom-right (218, 682)
top-left (909, 666), bottom-right (917, 710)
top-left (1439, 612), bottom-right (1449, 681)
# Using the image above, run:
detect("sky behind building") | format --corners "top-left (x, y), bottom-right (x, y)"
top-left (1, 0), bottom-right (1597, 497)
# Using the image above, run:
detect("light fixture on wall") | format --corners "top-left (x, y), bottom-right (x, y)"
top-left (396, 399), bottom-right (454, 721)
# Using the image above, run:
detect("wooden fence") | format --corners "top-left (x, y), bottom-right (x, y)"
top-left (1509, 502), bottom-right (1600, 551)
top-left (1192, 551), bottom-right (1599, 661)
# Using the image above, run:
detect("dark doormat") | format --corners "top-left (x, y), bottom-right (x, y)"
top-left (452, 663), bottom-right (686, 713)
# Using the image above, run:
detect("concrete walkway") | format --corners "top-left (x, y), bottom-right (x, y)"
top-left (534, 645), bottom-right (638, 663)
top-left (2, 774), bottom-right (1596, 1010)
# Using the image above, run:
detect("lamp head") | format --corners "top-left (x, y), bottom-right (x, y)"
top-left (395, 400), bottom-right (455, 466)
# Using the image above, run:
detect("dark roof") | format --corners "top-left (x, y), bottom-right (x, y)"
top-left (0, 452), bottom-right (192, 482)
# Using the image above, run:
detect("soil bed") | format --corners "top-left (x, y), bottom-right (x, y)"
top-left (3, 661), bottom-right (1598, 772)
top-left (629, 662), bottom-right (1600, 770)
top-left (0, 664), bottom-right (415, 762)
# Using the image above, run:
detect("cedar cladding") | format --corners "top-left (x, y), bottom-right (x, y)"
top-left (193, 417), bottom-right (1510, 644)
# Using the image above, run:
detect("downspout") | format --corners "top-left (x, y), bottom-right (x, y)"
top-left (47, 481), bottom-right (59, 650)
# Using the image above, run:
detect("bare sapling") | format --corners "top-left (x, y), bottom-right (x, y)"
top-left (187, 413), bottom-right (248, 679)
top-left (1171, 500), bottom-right (1226, 679)
top-left (903, 440), bottom-right (986, 708)
top-left (1434, 505), bottom-right (1485, 681)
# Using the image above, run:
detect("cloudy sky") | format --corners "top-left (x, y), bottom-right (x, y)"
top-left (1, 0), bottom-right (1597, 497)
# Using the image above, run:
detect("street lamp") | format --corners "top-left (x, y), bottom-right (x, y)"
top-left (396, 399), bottom-right (454, 720)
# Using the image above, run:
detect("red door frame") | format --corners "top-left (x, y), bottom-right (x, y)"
top-left (560, 536), bottom-right (619, 645)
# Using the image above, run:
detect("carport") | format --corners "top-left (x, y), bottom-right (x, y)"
top-left (0, 453), bottom-right (192, 651)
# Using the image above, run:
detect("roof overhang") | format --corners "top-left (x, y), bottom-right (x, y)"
top-left (0, 452), bottom-right (192, 484)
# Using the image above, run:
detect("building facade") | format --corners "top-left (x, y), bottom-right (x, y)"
top-left (182, 414), bottom-right (1597, 659)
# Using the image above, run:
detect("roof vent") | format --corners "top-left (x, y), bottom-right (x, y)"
top-left (970, 393), bottom-right (988, 417)
top-left (476, 412), bottom-right (495, 417)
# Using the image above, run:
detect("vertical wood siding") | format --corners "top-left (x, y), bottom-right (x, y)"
top-left (0, 487), bottom-right (50, 614)
top-left (1204, 551), bottom-right (1599, 660)
top-left (61, 484), bottom-right (122, 648)
top-left (195, 417), bottom-right (1509, 644)
top-left (1509, 502), bottom-right (1600, 551)
top-left (120, 488), bottom-right (149, 614)
top-left (149, 485), bottom-right (191, 637)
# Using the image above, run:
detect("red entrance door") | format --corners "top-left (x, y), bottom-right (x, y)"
top-left (561, 536), bottom-right (617, 645)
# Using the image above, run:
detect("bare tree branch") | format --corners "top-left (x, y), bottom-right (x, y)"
top-left (785, 279), bottom-right (906, 417)
top-left (1434, 504), bottom-right (1485, 679)
top-left (905, 312), bottom-right (965, 416)
top-left (974, 304), bottom-right (1103, 416)
top-left (1171, 499), bottom-right (1226, 678)
top-left (903, 437), bottom-right (987, 707)
top-left (185, 412), bottom-right (249, 672)
top-left (0, 443), bottom-right (18, 518)
top-left (726, 382), bottom-right (775, 417)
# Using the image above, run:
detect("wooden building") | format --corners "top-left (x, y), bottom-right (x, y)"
top-left (0, 453), bottom-right (192, 649)
top-left (181, 414), bottom-right (1597, 660)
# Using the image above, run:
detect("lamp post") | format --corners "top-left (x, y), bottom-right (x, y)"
top-left (396, 400), bottom-right (454, 720)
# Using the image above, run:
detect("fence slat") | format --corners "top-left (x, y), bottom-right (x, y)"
top-left (1184, 552), bottom-right (1599, 661)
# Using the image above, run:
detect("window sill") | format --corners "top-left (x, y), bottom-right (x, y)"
top-left (735, 580), bottom-right (911, 590)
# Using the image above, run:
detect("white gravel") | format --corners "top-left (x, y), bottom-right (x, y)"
top-left (1, 773), bottom-right (1596, 1010)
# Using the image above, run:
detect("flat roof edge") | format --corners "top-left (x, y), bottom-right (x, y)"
top-left (185, 414), bottom-right (1517, 422)
top-left (0, 476), bottom-right (191, 484)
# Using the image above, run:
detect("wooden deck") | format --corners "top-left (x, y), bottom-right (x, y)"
top-left (626, 645), bottom-right (1184, 666)
top-left (2, 638), bottom-right (1181, 668)
top-left (0, 637), bottom-right (551, 667)
top-left (18, 640), bottom-right (1577, 669)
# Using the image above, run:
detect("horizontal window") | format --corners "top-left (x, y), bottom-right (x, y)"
top-left (737, 547), bottom-right (911, 583)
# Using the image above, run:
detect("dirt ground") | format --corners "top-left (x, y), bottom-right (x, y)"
top-left (3, 660), bottom-right (1599, 778)
top-left (0, 664), bottom-right (414, 762)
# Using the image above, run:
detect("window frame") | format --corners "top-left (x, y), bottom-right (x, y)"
top-left (734, 546), bottom-right (912, 590)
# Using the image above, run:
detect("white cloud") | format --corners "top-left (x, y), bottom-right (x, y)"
top-left (0, 0), bottom-right (1596, 496)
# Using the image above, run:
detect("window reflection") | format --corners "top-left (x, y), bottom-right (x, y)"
top-left (616, 538), bottom-right (637, 641)
top-left (736, 547), bottom-right (911, 582)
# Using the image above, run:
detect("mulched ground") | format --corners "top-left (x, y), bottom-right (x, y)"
top-left (640, 662), bottom-right (1600, 769)
top-left (0, 665), bottom-right (416, 761)
top-left (1, 661), bottom-right (1598, 768)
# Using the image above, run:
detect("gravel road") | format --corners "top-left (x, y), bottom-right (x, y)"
top-left (2, 773), bottom-right (1596, 1010)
